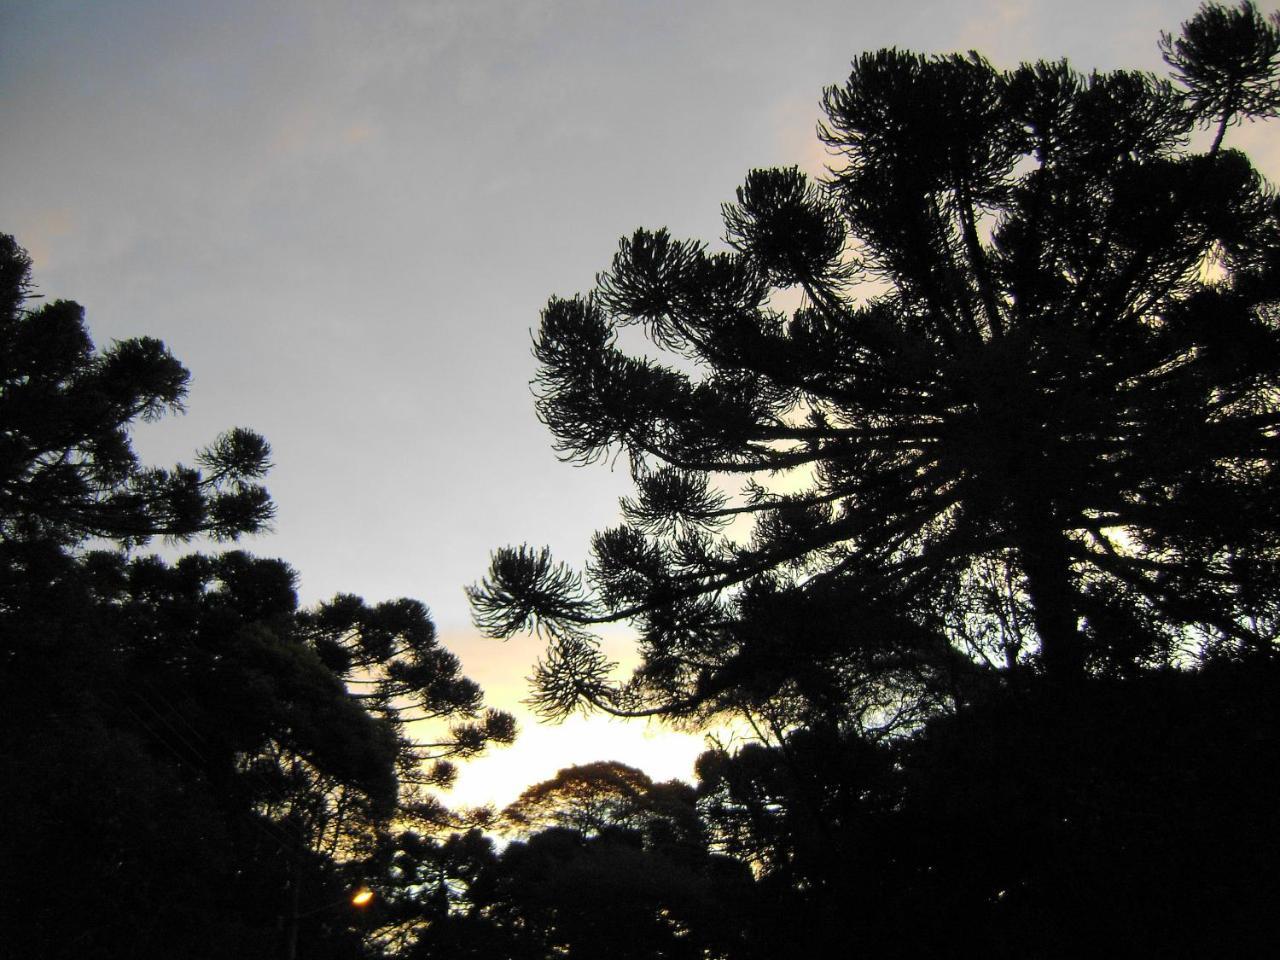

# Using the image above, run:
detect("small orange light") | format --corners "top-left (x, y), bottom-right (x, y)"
top-left (351, 888), bottom-right (374, 907)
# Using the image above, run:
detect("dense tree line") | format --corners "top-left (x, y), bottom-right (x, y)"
top-left (5, 2), bottom-right (1279, 957)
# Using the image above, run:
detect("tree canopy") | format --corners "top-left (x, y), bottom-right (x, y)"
top-left (374, 763), bottom-right (755, 960)
top-left (469, 5), bottom-right (1280, 953)
top-left (7, 3), bottom-right (1280, 956)
top-left (0, 235), bottom-right (273, 549)
top-left (499, 760), bottom-right (702, 847)
top-left (0, 234), bottom-right (514, 959)
top-left (472, 2), bottom-right (1280, 731)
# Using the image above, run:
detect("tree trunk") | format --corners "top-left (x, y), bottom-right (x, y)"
top-left (1018, 515), bottom-right (1084, 680)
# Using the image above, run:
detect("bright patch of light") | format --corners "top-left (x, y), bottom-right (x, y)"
top-left (351, 888), bottom-right (375, 907)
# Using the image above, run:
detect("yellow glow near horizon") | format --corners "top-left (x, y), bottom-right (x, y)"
top-left (432, 627), bottom-right (724, 810)
top-left (447, 707), bottom-right (717, 810)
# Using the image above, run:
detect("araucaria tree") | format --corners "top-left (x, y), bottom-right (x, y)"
top-left (0, 236), bottom-right (274, 548)
top-left (472, 1), bottom-right (1280, 726)
top-left (0, 234), bottom-right (515, 959)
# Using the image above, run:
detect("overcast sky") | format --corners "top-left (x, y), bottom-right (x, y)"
top-left (3, 0), bottom-right (1269, 806)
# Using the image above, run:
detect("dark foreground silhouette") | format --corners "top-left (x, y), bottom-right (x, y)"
top-left (0, 234), bottom-right (513, 958)
top-left (4, 2), bottom-right (1280, 957)
top-left (467, 1), bottom-right (1280, 955)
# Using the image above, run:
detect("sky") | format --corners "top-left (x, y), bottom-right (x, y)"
top-left (3, 0), bottom-right (1273, 808)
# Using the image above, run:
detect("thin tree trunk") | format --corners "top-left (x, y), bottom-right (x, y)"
top-left (284, 862), bottom-right (301, 960)
top-left (1018, 516), bottom-right (1084, 680)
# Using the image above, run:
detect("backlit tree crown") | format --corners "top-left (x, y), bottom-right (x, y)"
top-left (472, 2), bottom-right (1280, 727)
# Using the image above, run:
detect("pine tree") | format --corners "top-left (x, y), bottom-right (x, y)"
top-left (472, 3), bottom-right (1280, 726)
top-left (0, 233), bottom-right (273, 548)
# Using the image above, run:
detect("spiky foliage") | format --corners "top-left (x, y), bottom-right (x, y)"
top-left (0, 234), bottom-right (274, 548)
top-left (1161, 0), bottom-right (1280, 150)
top-left (296, 592), bottom-right (517, 818)
top-left (472, 3), bottom-right (1280, 729)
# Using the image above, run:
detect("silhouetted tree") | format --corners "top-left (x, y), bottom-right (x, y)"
top-left (0, 235), bottom-right (513, 959)
top-left (2, 546), bottom-right (520, 959)
top-left (1161, 0), bottom-right (1280, 151)
top-left (465, 7), bottom-right (1280, 953)
top-left (0, 234), bottom-right (273, 548)
top-left (499, 760), bottom-right (702, 848)
top-left (0, 548), bottom-right (394, 958)
top-left (694, 663), bottom-right (1280, 957)
top-left (694, 728), bottom-right (906, 957)
top-left (372, 765), bottom-right (757, 960)
top-left (472, 2), bottom-right (1280, 728)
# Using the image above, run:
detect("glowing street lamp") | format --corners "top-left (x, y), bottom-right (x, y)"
top-left (351, 887), bottom-right (375, 908)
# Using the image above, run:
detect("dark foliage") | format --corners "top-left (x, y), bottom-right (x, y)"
top-left (0, 545), bottom-right (513, 960)
top-left (499, 760), bottom-right (703, 845)
top-left (463, 4), bottom-right (1280, 957)
top-left (5, 3), bottom-right (1280, 956)
top-left (0, 234), bottom-right (273, 548)
top-left (369, 764), bottom-right (757, 960)
top-left (0, 236), bottom-right (512, 959)
top-left (472, 2), bottom-right (1280, 730)
top-left (695, 664), bottom-right (1280, 956)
